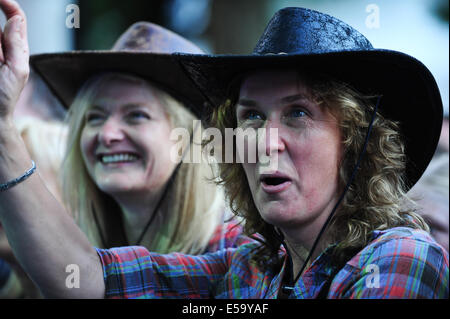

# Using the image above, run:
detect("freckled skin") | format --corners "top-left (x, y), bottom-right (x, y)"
top-left (237, 70), bottom-right (342, 244)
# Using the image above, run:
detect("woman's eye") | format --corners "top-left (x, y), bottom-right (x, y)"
top-left (128, 111), bottom-right (150, 121)
top-left (243, 110), bottom-right (263, 121)
top-left (289, 109), bottom-right (307, 118)
top-left (86, 113), bottom-right (105, 124)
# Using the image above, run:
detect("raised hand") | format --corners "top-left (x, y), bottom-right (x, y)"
top-left (0, 0), bottom-right (29, 121)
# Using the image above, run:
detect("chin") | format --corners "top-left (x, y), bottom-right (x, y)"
top-left (98, 184), bottom-right (134, 196)
top-left (259, 205), bottom-right (296, 225)
top-left (259, 201), bottom-right (314, 230)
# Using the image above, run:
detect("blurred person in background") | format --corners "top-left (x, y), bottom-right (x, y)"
top-left (409, 116), bottom-right (449, 252)
top-left (0, 235), bottom-right (23, 298)
top-left (14, 69), bottom-right (66, 122)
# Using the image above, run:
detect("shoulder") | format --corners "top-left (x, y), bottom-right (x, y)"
top-left (353, 227), bottom-right (448, 266)
top-left (333, 227), bottom-right (449, 298)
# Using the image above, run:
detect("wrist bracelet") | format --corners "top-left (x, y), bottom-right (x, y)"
top-left (0, 161), bottom-right (36, 192)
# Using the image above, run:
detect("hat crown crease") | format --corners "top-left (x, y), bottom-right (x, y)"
top-left (253, 7), bottom-right (373, 55)
top-left (112, 21), bottom-right (205, 54)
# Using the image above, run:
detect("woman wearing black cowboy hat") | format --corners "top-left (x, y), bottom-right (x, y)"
top-left (0, 1), bottom-right (448, 298)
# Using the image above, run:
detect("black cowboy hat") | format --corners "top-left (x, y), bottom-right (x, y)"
top-left (30, 22), bottom-right (207, 117)
top-left (177, 7), bottom-right (443, 191)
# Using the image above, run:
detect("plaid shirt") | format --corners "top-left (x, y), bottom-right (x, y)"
top-left (97, 227), bottom-right (449, 299)
top-left (204, 219), bottom-right (251, 253)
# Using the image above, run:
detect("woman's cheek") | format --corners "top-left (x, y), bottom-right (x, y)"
top-left (80, 128), bottom-right (98, 166)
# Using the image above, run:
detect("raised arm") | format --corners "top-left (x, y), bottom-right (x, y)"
top-left (0, 0), bottom-right (104, 298)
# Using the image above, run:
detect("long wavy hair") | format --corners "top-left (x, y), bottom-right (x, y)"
top-left (62, 72), bottom-right (225, 254)
top-left (15, 117), bottom-right (67, 206)
top-left (208, 71), bottom-right (429, 269)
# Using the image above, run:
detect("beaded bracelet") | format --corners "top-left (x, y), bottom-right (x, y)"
top-left (0, 161), bottom-right (36, 192)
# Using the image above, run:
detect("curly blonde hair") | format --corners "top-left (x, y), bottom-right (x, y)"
top-left (209, 72), bottom-right (429, 269)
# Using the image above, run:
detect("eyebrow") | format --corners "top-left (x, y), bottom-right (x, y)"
top-left (237, 94), bottom-right (309, 108)
top-left (87, 105), bottom-right (106, 112)
top-left (237, 98), bottom-right (258, 107)
top-left (87, 103), bottom-right (146, 112)
top-left (121, 103), bottom-right (147, 112)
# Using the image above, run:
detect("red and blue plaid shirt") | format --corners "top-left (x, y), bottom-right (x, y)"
top-left (204, 219), bottom-right (250, 253)
top-left (97, 227), bottom-right (448, 299)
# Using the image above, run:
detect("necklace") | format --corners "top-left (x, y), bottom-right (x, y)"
top-left (132, 162), bottom-right (181, 246)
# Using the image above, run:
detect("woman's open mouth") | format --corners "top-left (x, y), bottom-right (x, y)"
top-left (260, 174), bottom-right (292, 193)
top-left (97, 152), bottom-right (140, 165)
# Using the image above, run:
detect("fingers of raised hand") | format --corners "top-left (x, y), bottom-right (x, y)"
top-left (0, 0), bottom-right (29, 61)
top-left (0, 0), bottom-right (29, 116)
top-left (0, 0), bottom-right (27, 27)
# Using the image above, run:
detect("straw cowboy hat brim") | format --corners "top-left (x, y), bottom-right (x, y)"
top-left (176, 7), bottom-right (443, 191)
top-left (30, 22), bottom-right (208, 117)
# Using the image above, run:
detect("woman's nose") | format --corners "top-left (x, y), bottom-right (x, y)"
top-left (97, 119), bottom-right (125, 146)
top-left (263, 120), bottom-right (286, 156)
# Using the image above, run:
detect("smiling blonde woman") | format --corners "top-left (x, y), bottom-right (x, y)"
top-left (63, 72), bottom-right (233, 253)
top-left (39, 22), bottom-right (249, 255)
